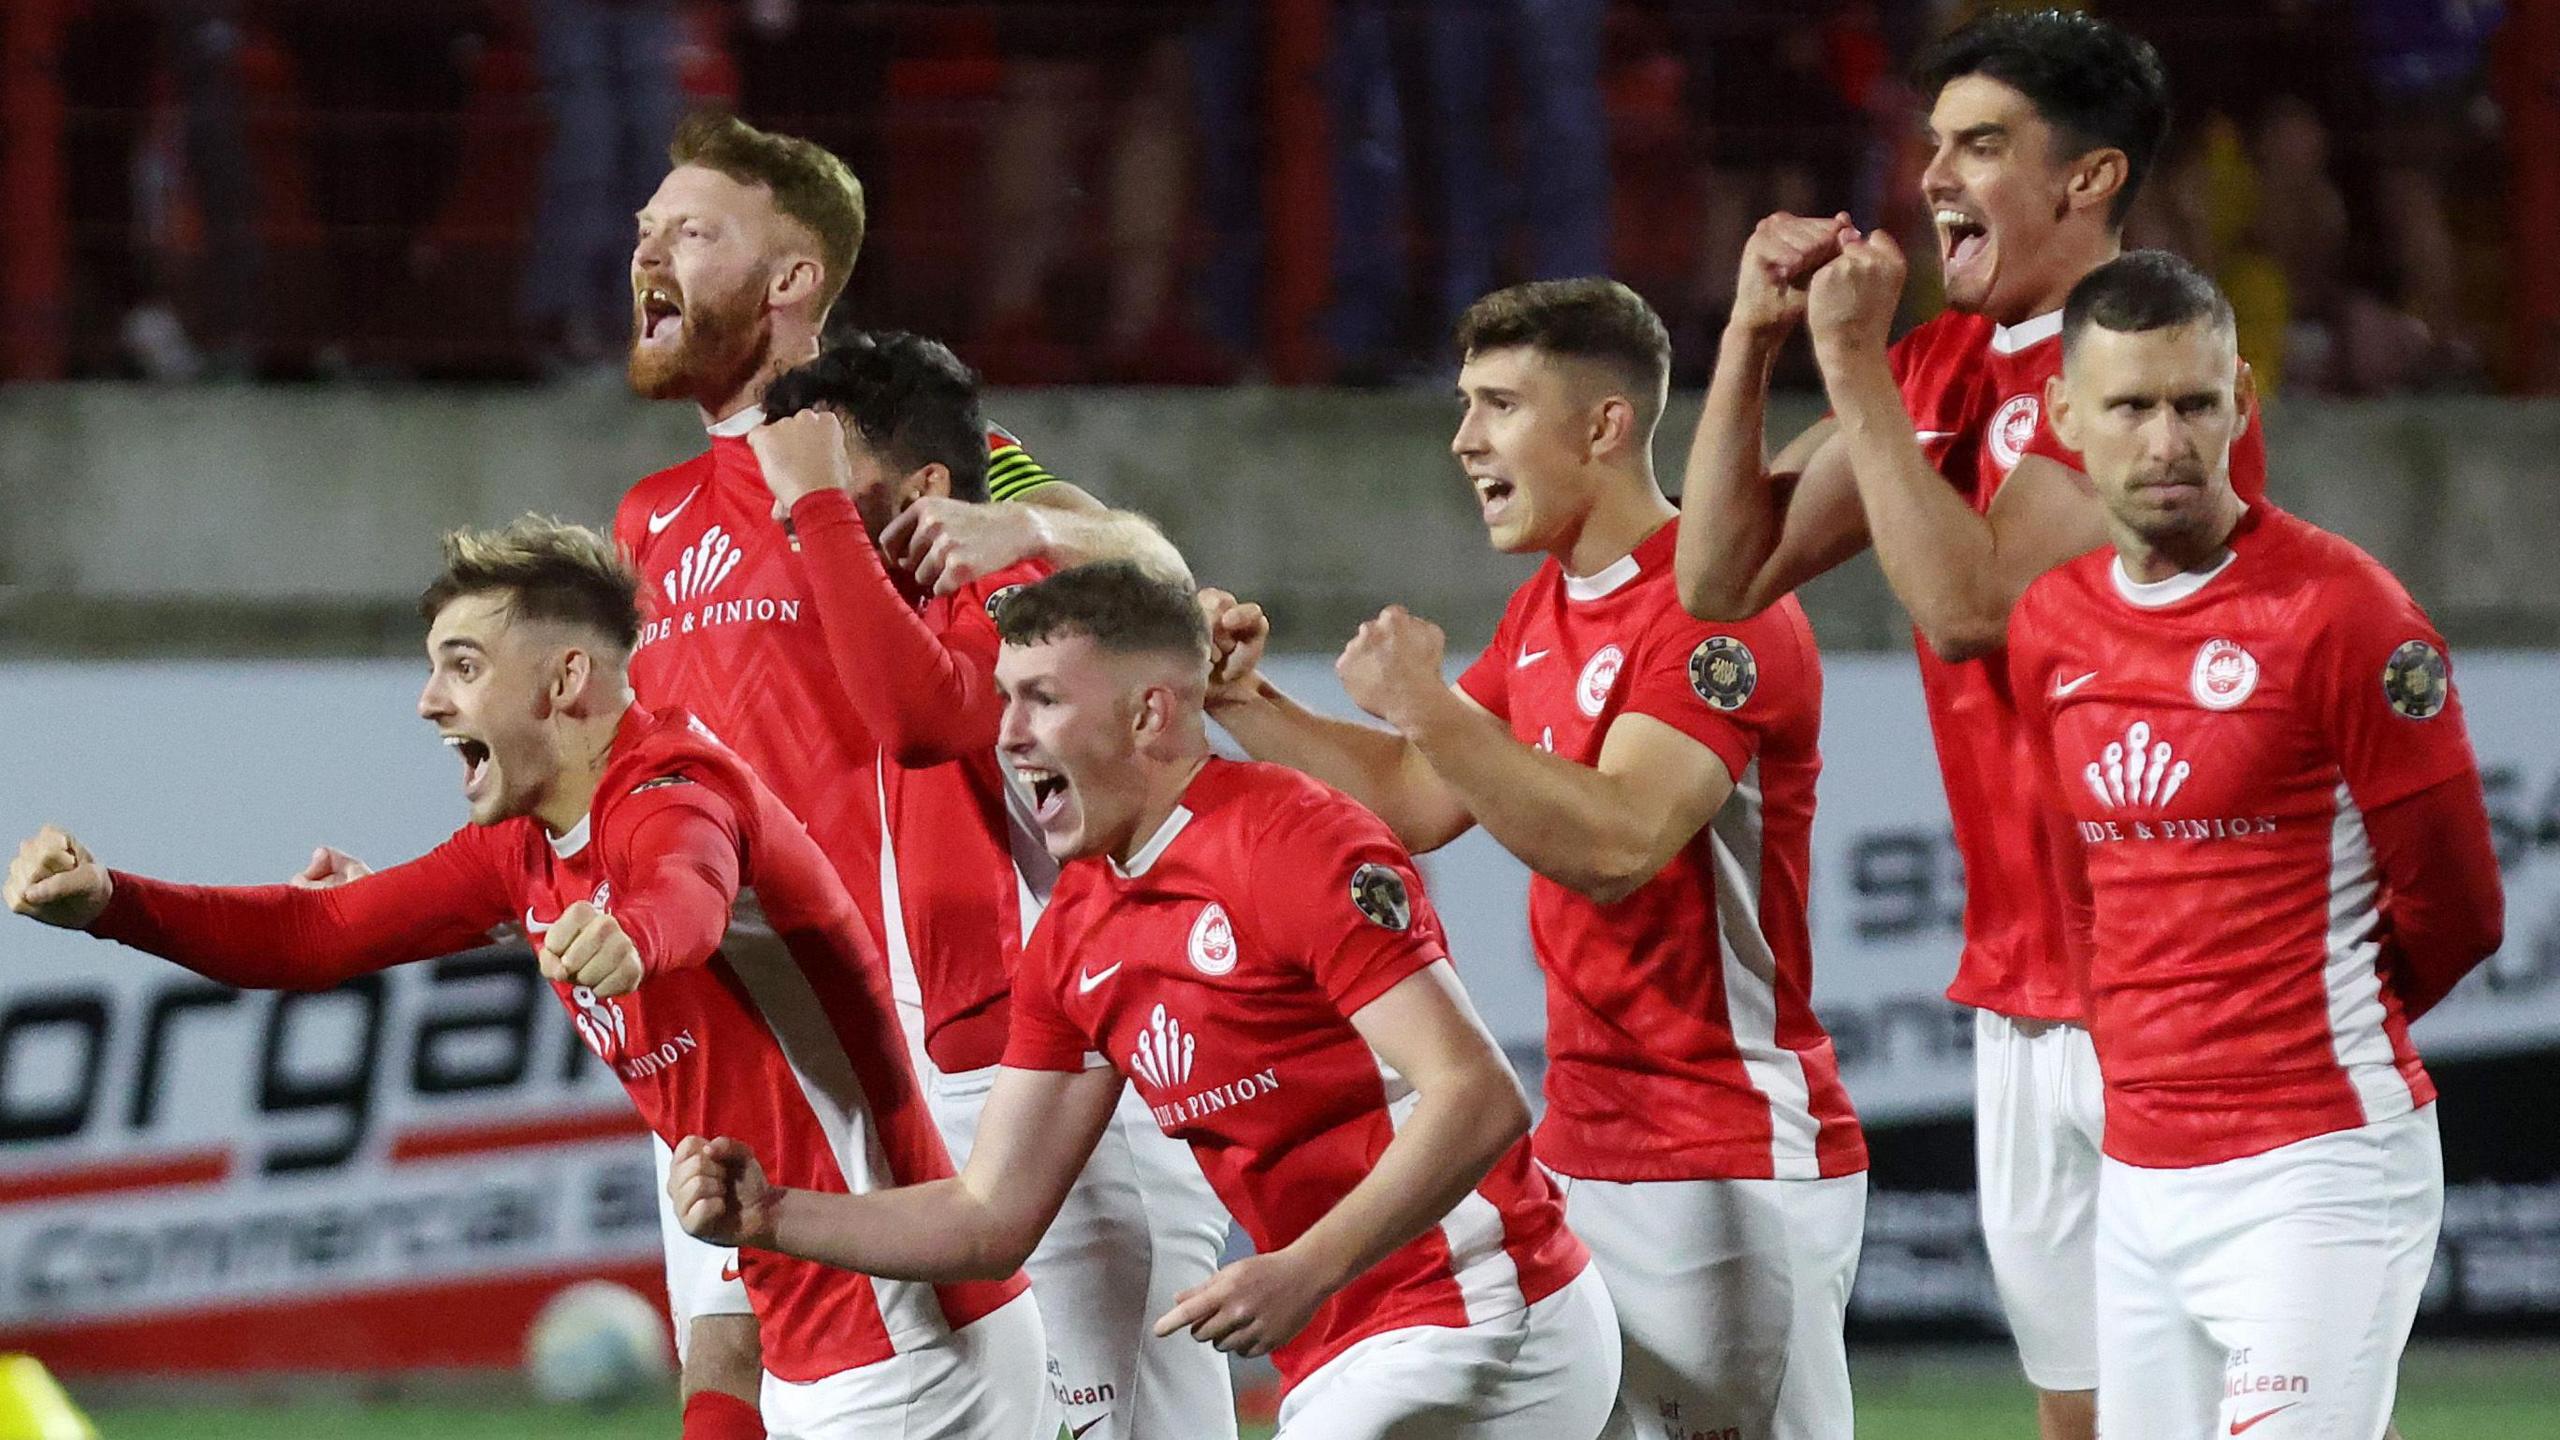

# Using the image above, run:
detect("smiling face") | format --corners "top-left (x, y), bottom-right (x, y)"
top-left (996, 634), bottom-right (1166, 863)
top-left (417, 593), bottom-right (582, 827)
top-left (628, 165), bottom-right (803, 404)
top-left (1922, 75), bottom-right (2119, 321)
top-left (1451, 346), bottom-right (1618, 556)
top-left (2050, 320), bottom-right (2247, 556)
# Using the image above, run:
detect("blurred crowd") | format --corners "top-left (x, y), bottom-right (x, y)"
top-left (13, 0), bottom-right (2539, 392)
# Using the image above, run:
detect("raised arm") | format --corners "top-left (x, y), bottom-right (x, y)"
top-left (887, 482), bottom-right (1191, 596)
top-left (1807, 231), bottom-right (2106, 660)
top-left (1154, 960), bottom-right (1529, 1357)
top-left (1676, 212), bottom-right (1876, 622)
top-left (667, 1061), bottom-right (1126, 1282)
top-left (1197, 591), bottom-right (1475, 853)
top-left (7, 824), bottom-right (510, 991)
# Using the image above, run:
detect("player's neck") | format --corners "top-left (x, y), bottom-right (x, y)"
top-left (1555, 473), bottom-right (1676, 578)
top-left (1993, 229), bottom-right (2123, 327)
top-left (533, 698), bottom-right (637, 837)
top-left (2115, 489), bottom-right (2248, 584)
top-left (695, 329), bottom-right (822, 429)
top-left (1111, 752), bottom-right (1212, 869)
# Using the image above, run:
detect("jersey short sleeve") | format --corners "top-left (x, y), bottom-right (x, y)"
top-left (1246, 797), bottom-right (1451, 1017)
top-left (1455, 595), bottom-right (1521, 719)
top-left (2313, 566), bottom-right (2479, 812)
top-left (1616, 605), bottom-right (1800, 784)
top-left (1000, 915), bottom-right (1106, 1072)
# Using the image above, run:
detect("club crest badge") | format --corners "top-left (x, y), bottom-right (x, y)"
top-left (1576, 645), bottom-right (1625, 719)
top-left (2382, 639), bottom-right (2449, 719)
top-left (1688, 636), bottom-right (1758, 712)
top-left (1188, 903), bottom-right (1238, 976)
top-left (1350, 863), bottom-right (1412, 931)
top-left (2189, 637), bottom-right (2259, 711)
top-left (984, 584), bottom-right (1027, 623)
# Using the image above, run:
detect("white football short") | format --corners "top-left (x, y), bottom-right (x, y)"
top-left (653, 1132), bottom-right (756, 1364)
top-left (759, 1288), bottom-right (1058, 1440)
top-left (928, 1061), bottom-right (1237, 1440)
top-left (1974, 1010), bottom-right (2106, 1393)
top-left (2096, 1105), bottom-right (2441, 1440)
top-left (1552, 1169), bottom-right (1866, 1440)
top-left (1274, 1265), bottom-right (1622, 1440)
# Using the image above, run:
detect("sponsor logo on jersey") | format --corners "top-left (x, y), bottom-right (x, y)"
top-left (2084, 720), bottom-right (2192, 810)
top-left (1187, 902), bottom-right (1238, 976)
top-left (1688, 635), bottom-right (1758, 712)
top-left (662, 524), bottom-right (745, 606)
top-left (1988, 393), bottom-right (2040, 472)
top-left (646, 485), bottom-right (703, 536)
top-left (1129, 1003), bottom-right (1194, 1089)
top-left (984, 583), bottom-right (1028, 623)
top-left (1350, 863), bottom-right (1411, 930)
top-left (1576, 645), bottom-right (1625, 719)
top-left (569, 985), bottom-right (629, 1064)
top-left (2383, 638), bottom-right (2449, 719)
top-left (2190, 637), bottom-right (2260, 710)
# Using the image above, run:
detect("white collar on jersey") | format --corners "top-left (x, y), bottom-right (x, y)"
top-left (705, 405), bottom-right (766, 438)
top-left (550, 814), bottom-right (593, 858)
top-left (1563, 549), bottom-right (1643, 602)
top-left (1991, 309), bottom-right (2064, 355)
top-left (2111, 548), bottom-right (2238, 608)
top-left (1111, 804), bottom-right (1196, 879)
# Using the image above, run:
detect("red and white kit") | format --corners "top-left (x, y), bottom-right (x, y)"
top-left (783, 485), bottom-right (1234, 1440)
top-left (1004, 759), bottom-right (1615, 1439)
top-left (87, 707), bottom-right (1051, 1439)
top-left (2010, 504), bottom-right (2492, 1440)
top-left (1888, 308), bottom-right (2271, 1390)
top-left (1454, 521), bottom-right (1865, 1440)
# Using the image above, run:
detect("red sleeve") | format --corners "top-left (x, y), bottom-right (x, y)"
top-left (2313, 569), bottom-right (2479, 812)
top-left (1000, 910), bottom-right (1103, 1072)
top-left (2006, 586), bottom-right (2099, 986)
top-left (1454, 601), bottom-right (1517, 719)
top-left (602, 778), bottom-right (745, 979)
top-left (90, 828), bottom-right (516, 990)
top-left (1617, 601), bottom-right (1812, 783)
top-left (1246, 796), bottom-right (1450, 1016)
top-left (790, 488), bottom-right (1011, 767)
top-left (2364, 772), bottom-right (2504, 1020)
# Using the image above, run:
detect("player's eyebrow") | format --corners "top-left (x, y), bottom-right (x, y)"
top-left (1948, 123), bottom-right (2007, 148)
top-left (435, 637), bottom-right (489, 657)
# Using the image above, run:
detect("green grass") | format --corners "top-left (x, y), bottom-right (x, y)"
top-left (71, 1346), bottom-right (2560, 1439)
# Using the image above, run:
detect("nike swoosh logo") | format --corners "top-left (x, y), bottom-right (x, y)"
top-left (719, 1258), bottom-right (742, 1282)
top-left (1517, 649), bottom-right (1550, 668)
top-left (1069, 1420), bottom-right (1107, 1439)
top-left (2054, 670), bottom-right (2099, 697)
top-left (2229, 1402), bottom-right (2298, 1434)
top-left (1077, 961), bottom-right (1123, 995)
top-left (523, 908), bottom-right (555, 936)
top-left (647, 486), bottom-right (703, 536)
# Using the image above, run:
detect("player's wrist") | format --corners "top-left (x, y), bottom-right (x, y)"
top-left (1724, 309), bottom-right (1797, 352)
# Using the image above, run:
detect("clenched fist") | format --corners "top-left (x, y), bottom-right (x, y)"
top-left (1337, 606), bottom-right (1449, 732)
top-left (881, 497), bottom-right (1045, 595)
top-left (288, 846), bottom-right (374, 890)
top-left (1806, 228), bottom-right (1908, 361)
top-left (748, 408), bottom-right (857, 520)
top-left (534, 900), bottom-right (644, 998)
top-left (1730, 211), bottom-right (1858, 340)
top-left (5, 826), bottom-right (112, 930)
top-left (668, 1134), bottom-right (781, 1249)
top-left (1197, 587), bottom-right (1271, 708)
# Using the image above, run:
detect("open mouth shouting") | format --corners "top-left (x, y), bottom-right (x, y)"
top-left (1015, 763), bottom-right (1072, 827)
top-left (444, 732), bottom-right (496, 804)
top-left (1935, 206), bottom-right (1992, 294)
top-left (1469, 471), bottom-right (1517, 527)
top-left (635, 285), bottom-right (684, 350)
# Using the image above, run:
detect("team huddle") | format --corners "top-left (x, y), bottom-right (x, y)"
top-left (2, 10), bottom-right (2504, 1440)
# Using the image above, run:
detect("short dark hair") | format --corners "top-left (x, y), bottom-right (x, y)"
top-left (994, 561), bottom-right (1210, 668)
top-left (1914, 10), bottom-right (2171, 226)
top-left (1454, 278), bottom-right (1672, 428)
top-left (419, 515), bottom-right (642, 652)
top-left (2061, 250), bottom-right (2235, 361)
top-left (763, 331), bottom-right (990, 502)
top-left (670, 111), bottom-right (866, 315)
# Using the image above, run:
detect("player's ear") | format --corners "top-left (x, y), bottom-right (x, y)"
top-left (1587, 395), bottom-right (1636, 460)
top-left (2044, 371), bottom-right (2079, 452)
top-left (2234, 358), bottom-right (2259, 433)
top-left (553, 647), bottom-right (594, 714)
top-left (768, 254), bottom-right (825, 311)
top-left (2068, 146), bottom-right (2129, 222)
top-left (907, 463), bottom-right (952, 506)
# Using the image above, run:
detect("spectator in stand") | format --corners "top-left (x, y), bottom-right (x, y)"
top-left (59, 0), bottom-right (263, 379)
top-left (519, 0), bottom-right (685, 378)
top-left (2351, 0), bottom-right (2502, 389)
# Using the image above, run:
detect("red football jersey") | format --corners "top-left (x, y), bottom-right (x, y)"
top-left (1003, 759), bottom-right (1588, 1393)
top-left (2007, 506), bottom-right (2479, 1168)
top-left (92, 706), bottom-right (1024, 1380)
top-left (616, 414), bottom-right (888, 941)
top-left (786, 484), bottom-right (1055, 1076)
top-left (1454, 522), bottom-right (1865, 1183)
top-left (1888, 309), bottom-right (2271, 1021)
